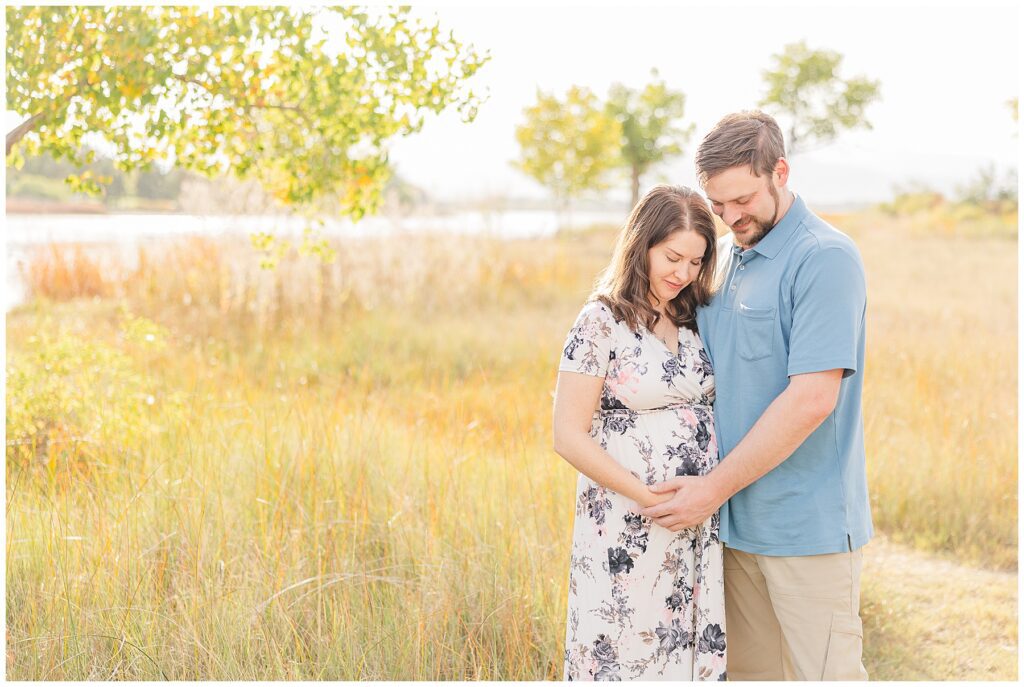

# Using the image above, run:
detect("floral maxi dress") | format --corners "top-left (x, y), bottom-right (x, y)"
top-left (559, 300), bottom-right (727, 681)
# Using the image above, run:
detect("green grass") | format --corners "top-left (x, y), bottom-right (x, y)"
top-left (6, 212), bottom-right (1018, 679)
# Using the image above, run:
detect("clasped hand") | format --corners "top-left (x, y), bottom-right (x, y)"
top-left (639, 475), bottom-right (722, 532)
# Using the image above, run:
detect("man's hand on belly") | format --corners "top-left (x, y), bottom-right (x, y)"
top-left (639, 476), bottom-right (724, 532)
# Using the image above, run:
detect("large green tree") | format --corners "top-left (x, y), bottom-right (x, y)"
top-left (759, 41), bottom-right (880, 154)
top-left (606, 71), bottom-right (694, 208)
top-left (6, 6), bottom-right (487, 219)
top-left (514, 86), bottom-right (621, 223)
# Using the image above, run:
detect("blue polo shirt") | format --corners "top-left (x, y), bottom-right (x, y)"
top-left (696, 194), bottom-right (873, 556)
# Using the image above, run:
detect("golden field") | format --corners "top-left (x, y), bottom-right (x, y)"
top-left (5, 208), bottom-right (1017, 679)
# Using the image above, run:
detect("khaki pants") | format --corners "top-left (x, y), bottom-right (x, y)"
top-left (724, 546), bottom-right (868, 681)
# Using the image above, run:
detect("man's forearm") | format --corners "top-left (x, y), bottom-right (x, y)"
top-left (707, 379), bottom-right (837, 501)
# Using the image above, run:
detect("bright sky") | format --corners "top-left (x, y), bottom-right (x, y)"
top-left (5, 4), bottom-right (1018, 207)
top-left (387, 4), bottom-right (1019, 205)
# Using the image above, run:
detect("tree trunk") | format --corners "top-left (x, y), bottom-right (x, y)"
top-left (318, 258), bottom-right (331, 324)
top-left (788, 124), bottom-right (800, 156)
top-left (553, 195), bottom-right (569, 235)
top-left (631, 165), bottom-right (641, 209)
top-left (6, 113), bottom-right (44, 155)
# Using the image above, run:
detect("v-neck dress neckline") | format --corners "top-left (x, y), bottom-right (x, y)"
top-left (644, 323), bottom-right (683, 358)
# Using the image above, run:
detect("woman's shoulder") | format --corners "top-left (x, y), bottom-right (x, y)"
top-left (565, 299), bottom-right (621, 340)
top-left (561, 300), bottom-right (626, 371)
top-left (577, 298), bottom-right (614, 318)
top-left (572, 299), bottom-right (626, 331)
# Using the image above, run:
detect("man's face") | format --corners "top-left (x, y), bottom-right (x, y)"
top-left (704, 165), bottom-right (783, 249)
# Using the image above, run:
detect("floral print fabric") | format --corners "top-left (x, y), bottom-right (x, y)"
top-left (559, 300), bottom-right (726, 681)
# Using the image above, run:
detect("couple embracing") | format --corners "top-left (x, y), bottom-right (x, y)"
top-left (553, 110), bottom-right (872, 681)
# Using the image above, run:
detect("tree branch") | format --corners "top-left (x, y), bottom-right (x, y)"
top-left (173, 73), bottom-right (312, 127)
top-left (173, 73), bottom-right (217, 96)
top-left (249, 102), bottom-right (313, 127)
top-left (6, 112), bottom-right (45, 155)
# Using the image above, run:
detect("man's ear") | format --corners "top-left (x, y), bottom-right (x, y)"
top-left (774, 157), bottom-right (790, 186)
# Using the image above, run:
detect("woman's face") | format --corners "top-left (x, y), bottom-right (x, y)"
top-left (647, 229), bottom-right (707, 307)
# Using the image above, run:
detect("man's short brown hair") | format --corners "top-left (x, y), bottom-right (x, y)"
top-left (694, 111), bottom-right (786, 186)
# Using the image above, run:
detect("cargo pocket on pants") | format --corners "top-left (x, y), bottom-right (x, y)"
top-left (821, 612), bottom-right (865, 681)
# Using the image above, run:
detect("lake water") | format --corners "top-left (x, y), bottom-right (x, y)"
top-left (5, 209), bottom-right (625, 311)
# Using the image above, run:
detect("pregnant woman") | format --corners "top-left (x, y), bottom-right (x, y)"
top-left (553, 185), bottom-right (726, 681)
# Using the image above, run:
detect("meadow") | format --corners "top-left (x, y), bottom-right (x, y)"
top-left (5, 207), bottom-right (1018, 679)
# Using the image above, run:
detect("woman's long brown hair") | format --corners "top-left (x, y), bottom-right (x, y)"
top-left (591, 185), bottom-right (718, 333)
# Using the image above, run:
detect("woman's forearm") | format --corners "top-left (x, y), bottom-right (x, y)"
top-left (554, 429), bottom-right (669, 508)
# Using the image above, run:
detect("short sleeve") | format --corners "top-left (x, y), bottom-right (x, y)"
top-left (559, 301), bottom-right (616, 378)
top-left (787, 247), bottom-right (866, 378)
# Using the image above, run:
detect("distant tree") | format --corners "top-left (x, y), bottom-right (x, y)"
top-left (6, 6), bottom-right (488, 221)
top-left (951, 99), bottom-right (1019, 215)
top-left (759, 40), bottom-right (881, 154)
top-left (606, 70), bottom-right (694, 208)
top-left (956, 163), bottom-right (1017, 213)
top-left (514, 86), bottom-right (621, 225)
top-left (12, 149), bottom-right (79, 178)
top-left (135, 166), bottom-right (186, 201)
top-left (6, 147), bottom-right (187, 203)
top-left (877, 181), bottom-right (946, 217)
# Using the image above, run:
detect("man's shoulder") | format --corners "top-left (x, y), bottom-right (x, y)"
top-left (790, 210), bottom-right (863, 265)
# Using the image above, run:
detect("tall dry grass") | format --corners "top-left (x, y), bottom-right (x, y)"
top-left (6, 211), bottom-right (1017, 679)
top-left (7, 227), bottom-right (607, 679)
top-left (837, 210), bottom-right (1017, 569)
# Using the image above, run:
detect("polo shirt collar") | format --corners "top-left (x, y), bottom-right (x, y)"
top-left (747, 193), bottom-right (808, 260)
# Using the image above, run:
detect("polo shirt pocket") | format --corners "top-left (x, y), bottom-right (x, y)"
top-left (737, 305), bottom-right (775, 361)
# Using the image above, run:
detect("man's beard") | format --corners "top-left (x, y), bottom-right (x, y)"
top-left (735, 183), bottom-right (780, 248)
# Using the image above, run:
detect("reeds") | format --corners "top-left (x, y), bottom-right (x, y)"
top-left (6, 214), bottom-right (1016, 678)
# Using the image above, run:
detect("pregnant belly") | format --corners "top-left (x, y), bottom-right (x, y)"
top-left (597, 404), bottom-right (717, 485)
